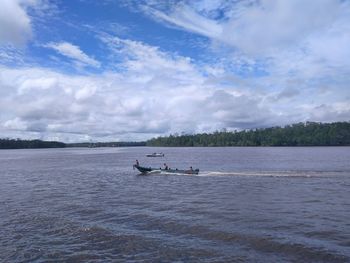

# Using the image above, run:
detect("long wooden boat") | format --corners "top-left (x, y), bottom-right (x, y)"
top-left (133, 164), bottom-right (199, 175)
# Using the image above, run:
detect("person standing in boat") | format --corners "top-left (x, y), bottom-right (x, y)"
top-left (135, 160), bottom-right (139, 166)
top-left (163, 163), bottom-right (168, 170)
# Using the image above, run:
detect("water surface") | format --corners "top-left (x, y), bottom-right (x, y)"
top-left (1, 147), bottom-right (350, 262)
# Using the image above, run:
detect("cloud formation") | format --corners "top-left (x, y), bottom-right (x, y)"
top-left (0, 0), bottom-right (349, 141)
top-left (1, 36), bottom-right (348, 142)
top-left (142, 0), bottom-right (350, 74)
top-left (143, 0), bottom-right (346, 54)
top-left (45, 42), bottom-right (101, 68)
top-left (0, 0), bottom-right (32, 45)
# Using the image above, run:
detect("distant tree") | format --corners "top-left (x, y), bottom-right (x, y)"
top-left (146, 122), bottom-right (350, 147)
top-left (0, 139), bottom-right (66, 149)
top-left (66, 141), bottom-right (146, 147)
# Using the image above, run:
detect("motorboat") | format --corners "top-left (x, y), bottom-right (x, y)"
top-left (133, 164), bottom-right (199, 175)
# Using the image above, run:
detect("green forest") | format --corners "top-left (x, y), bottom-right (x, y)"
top-left (2, 122), bottom-right (350, 149)
top-left (146, 122), bottom-right (350, 147)
top-left (67, 141), bottom-right (146, 147)
top-left (0, 139), bottom-right (145, 149)
top-left (0, 139), bottom-right (66, 149)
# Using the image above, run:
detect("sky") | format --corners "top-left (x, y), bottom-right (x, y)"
top-left (0, 0), bottom-right (349, 142)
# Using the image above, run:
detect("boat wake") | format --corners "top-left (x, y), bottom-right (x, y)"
top-left (195, 171), bottom-right (333, 177)
top-left (139, 170), bottom-right (343, 177)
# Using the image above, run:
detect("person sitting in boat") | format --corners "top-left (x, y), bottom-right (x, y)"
top-left (135, 159), bottom-right (139, 166)
top-left (163, 163), bottom-right (168, 170)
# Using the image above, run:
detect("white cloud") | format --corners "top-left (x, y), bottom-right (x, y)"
top-left (0, 0), bottom-right (32, 45)
top-left (143, 0), bottom-right (345, 57)
top-left (18, 77), bottom-right (58, 94)
top-left (140, 0), bottom-right (350, 77)
top-left (1, 37), bottom-right (349, 142)
top-left (143, 5), bottom-right (222, 39)
top-left (0, 36), bottom-right (285, 142)
top-left (45, 42), bottom-right (101, 68)
top-left (0, 44), bottom-right (25, 64)
top-left (75, 85), bottom-right (97, 101)
top-left (3, 117), bottom-right (27, 131)
top-left (0, 0), bottom-right (54, 46)
top-left (220, 0), bottom-right (342, 56)
top-left (1, 0), bottom-right (350, 144)
top-left (138, 0), bottom-right (350, 119)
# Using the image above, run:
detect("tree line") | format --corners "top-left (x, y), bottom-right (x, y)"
top-left (0, 139), bottom-right (66, 149)
top-left (67, 141), bottom-right (146, 147)
top-left (146, 122), bottom-right (350, 147)
top-left (0, 139), bottom-right (146, 149)
top-left (2, 122), bottom-right (349, 149)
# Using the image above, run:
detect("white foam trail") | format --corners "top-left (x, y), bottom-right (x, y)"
top-left (146, 170), bottom-right (161, 175)
top-left (196, 171), bottom-right (316, 177)
top-left (141, 170), bottom-right (332, 177)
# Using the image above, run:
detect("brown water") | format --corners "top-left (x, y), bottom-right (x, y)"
top-left (1, 147), bottom-right (350, 262)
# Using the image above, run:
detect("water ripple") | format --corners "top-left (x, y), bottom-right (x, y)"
top-left (1, 147), bottom-right (350, 262)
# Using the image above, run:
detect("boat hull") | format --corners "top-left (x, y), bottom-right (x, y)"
top-left (133, 165), bottom-right (199, 175)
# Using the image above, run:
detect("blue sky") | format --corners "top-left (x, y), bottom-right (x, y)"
top-left (0, 0), bottom-right (349, 142)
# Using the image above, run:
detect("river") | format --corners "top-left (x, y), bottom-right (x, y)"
top-left (1, 147), bottom-right (349, 262)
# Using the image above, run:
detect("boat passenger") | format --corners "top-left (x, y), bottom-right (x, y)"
top-left (164, 163), bottom-right (168, 170)
top-left (135, 159), bottom-right (139, 166)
